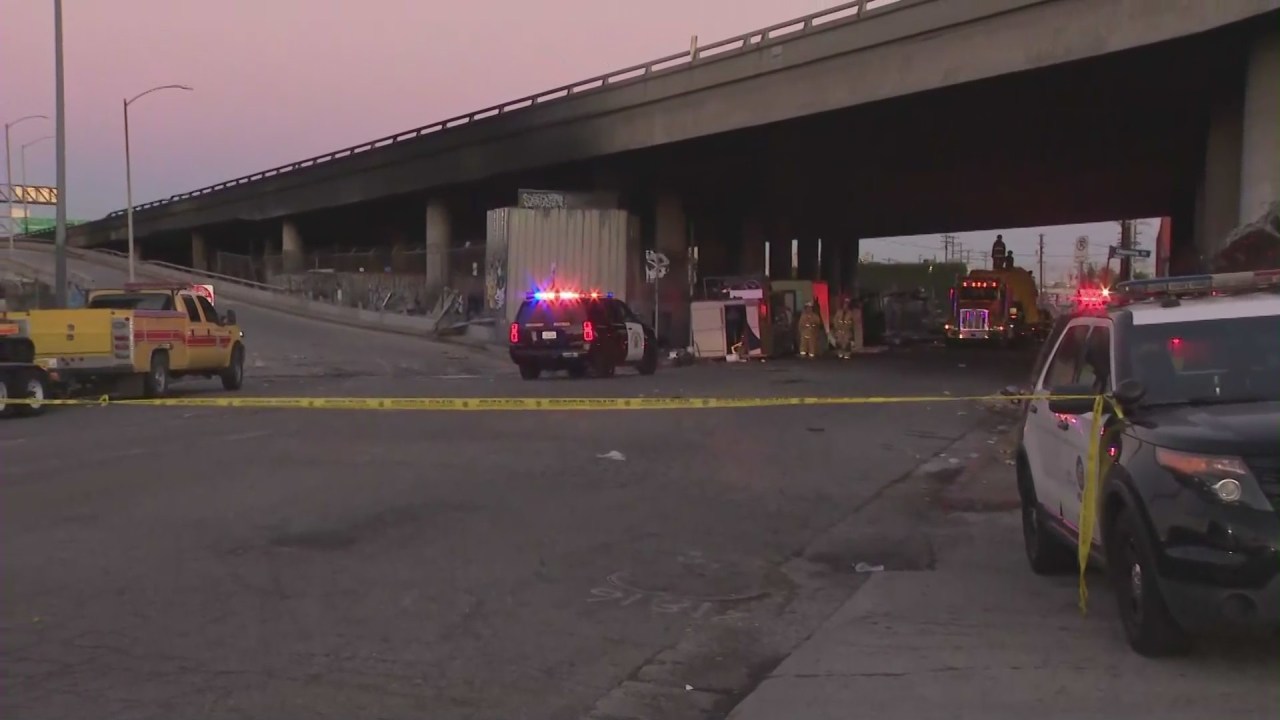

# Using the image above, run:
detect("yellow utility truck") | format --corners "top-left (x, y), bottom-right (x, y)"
top-left (0, 283), bottom-right (245, 398)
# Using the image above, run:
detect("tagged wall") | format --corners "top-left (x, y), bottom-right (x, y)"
top-left (487, 208), bottom-right (640, 323)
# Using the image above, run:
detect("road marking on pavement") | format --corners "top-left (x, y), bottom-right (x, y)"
top-left (585, 586), bottom-right (753, 623)
top-left (220, 430), bottom-right (275, 442)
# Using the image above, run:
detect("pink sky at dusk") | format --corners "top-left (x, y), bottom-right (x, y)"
top-left (3, 0), bottom-right (838, 219)
top-left (3, 0), bottom-right (1151, 278)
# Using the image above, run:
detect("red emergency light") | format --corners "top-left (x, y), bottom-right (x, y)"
top-left (1073, 286), bottom-right (1111, 313)
top-left (527, 288), bottom-right (614, 302)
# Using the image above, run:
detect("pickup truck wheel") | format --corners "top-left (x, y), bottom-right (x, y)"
top-left (0, 379), bottom-right (9, 417)
top-left (221, 345), bottom-right (245, 391)
top-left (145, 352), bottom-right (170, 398)
top-left (518, 364), bottom-right (541, 380)
top-left (1108, 506), bottom-right (1189, 657)
top-left (15, 371), bottom-right (47, 417)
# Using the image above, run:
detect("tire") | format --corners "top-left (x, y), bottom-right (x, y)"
top-left (14, 371), bottom-right (48, 417)
top-left (519, 364), bottom-right (542, 381)
top-left (1107, 505), bottom-right (1190, 657)
top-left (144, 351), bottom-right (170, 398)
top-left (0, 376), bottom-right (10, 418)
top-left (567, 364), bottom-right (587, 379)
top-left (637, 345), bottom-right (658, 376)
top-left (592, 352), bottom-right (616, 379)
top-left (1018, 458), bottom-right (1075, 575)
top-left (221, 344), bottom-right (245, 391)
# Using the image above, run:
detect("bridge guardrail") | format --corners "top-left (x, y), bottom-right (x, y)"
top-left (91, 0), bottom-right (905, 219)
top-left (16, 240), bottom-right (293, 294)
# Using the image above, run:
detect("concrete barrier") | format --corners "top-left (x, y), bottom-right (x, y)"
top-left (12, 242), bottom-right (502, 351)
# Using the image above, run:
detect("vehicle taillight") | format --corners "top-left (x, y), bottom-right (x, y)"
top-left (111, 317), bottom-right (133, 360)
top-left (509, 323), bottom-right (520, 343)
top-left (582, 321), bottom-right (596, 342)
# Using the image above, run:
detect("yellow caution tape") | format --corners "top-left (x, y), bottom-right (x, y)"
top-left (2, 392), bottom-right (1098, 410)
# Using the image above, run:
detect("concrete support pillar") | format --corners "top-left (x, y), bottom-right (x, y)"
top-left (796, 237), bottom-right (819, 280)
top-left (425, 198), bottom-right (451, 297)
top-left (654, 193), bottom-right (690, 348)
top-left (281, 219), bottom-right (304, 274)
top-left (739, 217), bottom-right (766, 276)
top-left (691, 214), bottom-right (728, 281)
top-left (1194, 97), bottom-right (1242, 261)
top-left (842, 238), bottom-right (860, 295)
top-left (768, 220), bottom-right (792, 280)
top-left (191, 231), bottom-right (208, 271)
top-left (1239, 24), bottom-right (1280, 224)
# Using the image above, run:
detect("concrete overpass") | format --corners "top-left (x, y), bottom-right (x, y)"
top-left (41, 0), bottom-right (1280, 340)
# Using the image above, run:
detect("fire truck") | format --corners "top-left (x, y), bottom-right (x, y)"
top-left (945, 246), bottom-right (1049, 347)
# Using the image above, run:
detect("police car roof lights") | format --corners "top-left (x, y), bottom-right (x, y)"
top-left (527, 289), bottom-right (614, 302)
top-left (1112, 269), bottom-right (1280, 304)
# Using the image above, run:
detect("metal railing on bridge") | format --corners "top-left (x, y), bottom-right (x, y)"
top-left (104, 0), bottom-right (906, 218)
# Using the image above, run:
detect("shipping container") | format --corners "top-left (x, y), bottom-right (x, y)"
top-left (486, 208), bottom-right (641, 323)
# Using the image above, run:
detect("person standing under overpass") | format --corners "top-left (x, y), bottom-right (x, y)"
top-left (798, 302), bottom-right (822, 358)
top-left (832, 296), bottom-right (857, 359)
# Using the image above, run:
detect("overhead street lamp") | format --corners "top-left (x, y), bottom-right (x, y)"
top-left (3, 114), bottom-right (49, 255)
top-left (19, 136), bottom-right (54, 235)
top-left (124, 84), bottom-right (192, 281)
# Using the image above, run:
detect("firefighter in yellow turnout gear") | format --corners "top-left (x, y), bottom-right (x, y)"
top-left (832, 297), bottom-right (857, 359)
top-left (798, 302), bottom-right (823, 358)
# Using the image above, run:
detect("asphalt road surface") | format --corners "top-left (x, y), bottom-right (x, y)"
top-left (5, 250), bottom-right (1274, 719)
top-left (1, 256), bottom-right (1036, 720)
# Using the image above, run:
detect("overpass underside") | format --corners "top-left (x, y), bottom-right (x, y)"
top-left (124, 13), bottom-right (1276, 342)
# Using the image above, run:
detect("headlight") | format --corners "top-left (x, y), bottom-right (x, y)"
top-left (1155, 447), bottom-right (1259, 506)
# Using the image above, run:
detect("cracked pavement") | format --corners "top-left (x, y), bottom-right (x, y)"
top-left (2, 323), bottom-right (1030, 720)
top-left (6, 249), bottom-right (1274, 719)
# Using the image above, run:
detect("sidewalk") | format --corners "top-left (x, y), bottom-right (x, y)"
top-left (726, 455), bottom-right (1280, 720)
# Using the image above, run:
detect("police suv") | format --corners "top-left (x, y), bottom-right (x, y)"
top-left (508, 289), bottom-right (658, 379)
top-left (1015, 270), bottom-right (1280, 656)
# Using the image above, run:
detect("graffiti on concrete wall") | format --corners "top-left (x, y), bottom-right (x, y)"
top-left (517, 190), bottom-right (565, 209)
top-left (485, 257), bottom-right (507, 311)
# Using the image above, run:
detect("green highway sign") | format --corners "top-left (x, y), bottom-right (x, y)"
top-left (16, 218), bottom-right (85, 233)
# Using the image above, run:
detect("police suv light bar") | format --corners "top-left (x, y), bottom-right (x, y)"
top-left (1113, 269), bottom-right (1280, 302)
top-left (527, 289), bottom-right (614, 301)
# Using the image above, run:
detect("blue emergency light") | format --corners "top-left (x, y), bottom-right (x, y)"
top-left (526, 289), bottom-right (614, 302)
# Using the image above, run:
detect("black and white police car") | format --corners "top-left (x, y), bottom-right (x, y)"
top-left (508, 289), bottom-right (658, 380)
top-left (1015, 269), bottom-right (1280, 656)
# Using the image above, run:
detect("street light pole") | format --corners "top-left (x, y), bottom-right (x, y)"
top-left (3, 114), bottom-right (49, 255)
top-left (54, 0), bottom-right (68, 307)
top-left (123, 84), bottom-right (192, 282)
top-left (20, 136), bottom-right (54, 235)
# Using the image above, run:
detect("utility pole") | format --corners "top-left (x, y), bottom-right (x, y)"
top-left (54, 0), bottom-right (68, 307)
top-left (1118, 220), bottom-right (1133, 282)
top-left (941, 233), bottom-right (956, 263)
top-left (1037, 233), bottom-right (1045, 292)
